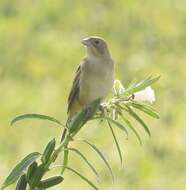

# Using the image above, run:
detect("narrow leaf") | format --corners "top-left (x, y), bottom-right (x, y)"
top-left (1, 152), bottom-right (40, 189)
top-left (68, 109), bottom-right (88, 134)
top-left (120, 114), bottom-right (142, 145)
top-left (131, 101), bottom-right (160, 119)
top-left (41, 139), bottom-right (56, 164)
top-left (61, 148), bottom-right (69, 174)
top-left (28, 164), bottom-right (45, 187)
top-left (69, 98), bottom-right (101, 135)
top-left (67, 148), bottom-right (99, 179)
top-left (26, 162), bottom-right (38, 183)
top-left (107, 121), bottom-right (123, 167)
top-left (65, 166), bottom-right (98, 190)
top-left (37, 176), bottom-right (63, 189)
top-left (127, 78), bottom-right (138, 88)
top-left (10, 113), bottom-right (64, 127)
top-left (123, 75), bottom-right (160, 96)
top-left (83, 140), bottom-right (114, 185)
top-left (101, 116), bottom-right (128, 137)
top-left (127, 106), bottom-right (151, 136)
top-left (15, 174), bottom-right (27, 190)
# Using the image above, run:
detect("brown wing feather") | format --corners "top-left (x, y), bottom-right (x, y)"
top-left (67, 65), bottom-right (81, 114)
top-left (61, 66), bottom-right (81, 143)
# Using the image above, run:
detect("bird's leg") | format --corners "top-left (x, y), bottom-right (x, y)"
top-left (99, 104), bottom-right (105, 114)
top-left (124, 94), bottom-right (135, 101)
top-left (99, 104), bottom-right (109, 117)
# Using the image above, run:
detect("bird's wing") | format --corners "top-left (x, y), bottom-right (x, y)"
top-left (67, 64), bottom-right (82, 114)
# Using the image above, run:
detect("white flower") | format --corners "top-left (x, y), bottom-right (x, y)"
top-left (134, 86), bottom-right (156, 104)
top-left (113, 80), bottom-right (156, 104)
top-left (113, 80), bottom-right (125, 95)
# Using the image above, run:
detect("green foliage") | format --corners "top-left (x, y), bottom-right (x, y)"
top-left (11, 114), bottom-right (64, 127)
top-left (67, 148), bottom-right (99, 179)
top-left (1, 77), bottom-right (160, 190)
top-left (15, 175), bottom-right (27, 190)
top-left (127, 105), bottom-right (151, 136)
top-left (120, 114), bottom-right (142, 144)
top-left (0, 1), bottom-right (185, 189)
top-left (130, 101), bottom-right (160, 119)
top-left (37, 176), bottom-right (64, 189)
top-left (60, 148), bottom-right (69, 175)
top-left (108, 121), bottom-right (123, 167)
top-left (1, 153), bottom-right (40, 189)
top-left (82, 140), bottom-right (115, 186)
top-left (26, 162), bottom-right (38, 183)
top-left (63, 166), bottom-right (99, 190)
top-left (28, 164), bottom-right (45, 188)
top-left (68, 99), bottom-right (101, 136)
top-left (41, 139), bottom-right (56, 164)
top-left (100, 116), bottom-right (128, 137)
top-left (122, 76), bottom-right (160, 97)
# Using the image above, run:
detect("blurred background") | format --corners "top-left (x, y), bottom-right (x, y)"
top-left (0, 0), bottom-right (186, 189)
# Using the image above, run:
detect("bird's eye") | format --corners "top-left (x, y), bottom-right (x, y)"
top-left (94, 40), bottom-right (100, 45)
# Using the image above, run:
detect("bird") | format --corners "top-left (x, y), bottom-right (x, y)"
top-left (61, 36), bottom-right (114, 142)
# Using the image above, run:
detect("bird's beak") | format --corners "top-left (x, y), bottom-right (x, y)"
top-left (81, 38), bottom-right (91, 46)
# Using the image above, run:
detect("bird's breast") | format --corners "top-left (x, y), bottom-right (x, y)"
top-left (79, 60), bottom-right (114, 105)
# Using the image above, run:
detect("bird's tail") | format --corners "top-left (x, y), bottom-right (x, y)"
top-left (60, 127), bottom-right (67, 143)
top-left (60, 117), bottom-right (71, 143)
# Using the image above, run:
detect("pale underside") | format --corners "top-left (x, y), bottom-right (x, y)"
top-left (67, 57), bottom-right (114, 118)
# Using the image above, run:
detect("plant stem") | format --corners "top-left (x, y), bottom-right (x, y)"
top-left (61, 146), bottom-right (69, 174)
top-left (45, 133), bottom-right (71, 174)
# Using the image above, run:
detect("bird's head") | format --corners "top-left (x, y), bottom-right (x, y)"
top-left (81, 36), bottom-right (111, 58)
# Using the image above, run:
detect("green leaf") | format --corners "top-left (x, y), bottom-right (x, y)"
top-left (67, 148), bottom-right (99, 180)
top-left (68, 109), bottom-right (88, 134)
top-left (37, 176), bottom-right (63, 189)
top-left (131, 101), bottom-right (160, 119)
top-left (26, 162), bottom-right (38, 183)
top-left (127, 78), bottom-right (138, 88)
top-left (1, 152), bottom-right (40, 189)
top-left (107, 121), bottom-right (123, 167)
top-left (123, 75), bottom-right (160, 97)
top-left (101, 116), bottom-right (128, 137)
top-left (69, 99), bottom-right (101, 135)
top-left (41, 139), bottom-right (56, 164)
top-left (120, 114), bottom-right (142, 145)
top-left (127, 106), bottom-right (151, 136)
top-left (64, 166), bottom-right (98, 190)
top-left (83, 140), bottom-right (114, 185)
top-left (61, 148), bottom-right (69, 175)
top-left (15, 174), bottom-right (27, 190)
top-left (29, 164), bottom-right (45, 187)
top-left (10, 113), bottom-right (64, 127)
